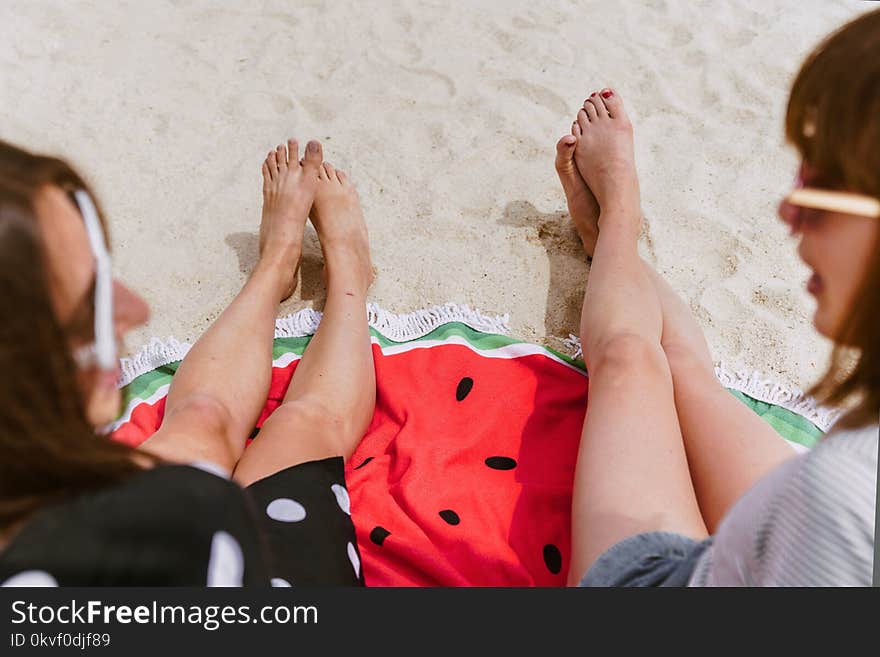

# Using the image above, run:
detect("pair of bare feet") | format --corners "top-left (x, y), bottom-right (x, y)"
top-left (554, 88), bottom-right (641, 255)
top-left (257, 138), bottom-right (373, 302)
top-left (257, 87), bottom-right (635, 303)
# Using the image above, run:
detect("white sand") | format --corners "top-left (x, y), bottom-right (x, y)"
top-left (1, 0), bottom-right (870, 391)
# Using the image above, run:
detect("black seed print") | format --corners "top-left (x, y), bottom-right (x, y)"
top-left (484, 456), bottom-right (517, 470)
top-left (439, 510), bottom-right (460, 526)
top-left (354, 457), bottom-right (374, 470)
top-left (370, 526), bottom-right (391, 546)
top-left (543, 544), bottom-right (562, 574)
top-left (456, 377), bottom-right (474, 401)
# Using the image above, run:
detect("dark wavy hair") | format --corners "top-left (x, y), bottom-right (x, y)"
top-left (0, 140), bottom-right (146, 532)
top-left (785, 8), bottom-right (880, 429)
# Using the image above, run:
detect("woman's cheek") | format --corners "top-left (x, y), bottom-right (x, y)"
top-left (86, 385), bottom-right (122, 428)
top-left (77, 366), bottom-right (122, 428)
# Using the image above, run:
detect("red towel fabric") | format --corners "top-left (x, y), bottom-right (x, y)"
top-left (112, 328), bottom-right (588, 586)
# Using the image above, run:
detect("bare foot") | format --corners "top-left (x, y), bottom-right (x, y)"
top-left (309, 162), bottom-right (374, 297)
top-left (259, 138), bottom-right (323, 300)
top-left (555, 133), bottom-right (599, 257)
top-left (573, 89), bottom-right (641, 235)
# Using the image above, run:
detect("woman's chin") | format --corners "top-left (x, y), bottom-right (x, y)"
top-left (812, 305), bottom-right (843, 342)
top-left (86, 387), bottom-right (122, 429)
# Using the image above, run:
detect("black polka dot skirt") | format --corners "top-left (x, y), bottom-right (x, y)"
top-left (247, 456), bottom-right (363, 587)
top-left (0, 459), bottom-right (364, 587)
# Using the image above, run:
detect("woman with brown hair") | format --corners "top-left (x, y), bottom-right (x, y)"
top-left (0, 138), bottom-right (377, 585)
top-left (557, 9), bottom-right (878, 586)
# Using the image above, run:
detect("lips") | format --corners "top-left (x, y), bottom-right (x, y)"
top-left (98, 367), bottom-right (122, 390)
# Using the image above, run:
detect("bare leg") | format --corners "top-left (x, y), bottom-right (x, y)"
top-left (565, 90), bottom-right (707, 585)
top-left (233, 162), bottom-right (376, 487)
top-left (651, 271), bottom-right (795, 531)
top-left (140, 139), bottom-right (323, 473)
top-left (559, 114), bottom-right (795, 536)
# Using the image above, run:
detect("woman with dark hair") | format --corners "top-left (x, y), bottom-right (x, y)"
top-left (558, 9), bottom-right (878, 586)
top-left (0, 138), bottom-right (377, 586)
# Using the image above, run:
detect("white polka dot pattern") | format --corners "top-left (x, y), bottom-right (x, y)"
top-left (347, 542), bottom-right (360, 579)
top-left (266, 498), bottom-right (307, 522)
top-left (206, 531), bottom-right (244, 587)
top-left (188, 460), bottom-right (231, 479)
top-left (1, 571), bottom-right (58, 587)
top-left (331, 484), bottom-right (351, 515)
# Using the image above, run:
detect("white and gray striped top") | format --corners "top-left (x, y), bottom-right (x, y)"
top-left (689, 422), bottom-right (877, 586)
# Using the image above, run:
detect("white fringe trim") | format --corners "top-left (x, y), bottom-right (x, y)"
top-left (563, 334), bottom-right (583, 360)
top-left (119, 337), bottom-right (191, 388)
top-left (119, 305), bottom-right (833, 432)
top-left (560, 334), bottom-right (838, 432)
top-left (273, 307), bottom-right (324, 338)
top-left (119, 303), bottom-right (509, 388)
top-left (714, 363), bottom-right (840, 432)
top-left (366, 302), bottom-right (510, 342)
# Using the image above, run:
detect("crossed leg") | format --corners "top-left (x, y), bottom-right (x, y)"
top-left (649, 270), bottom-right (795, 531)
top-left (557, 89), bottom-right (797, 584)
top-left (564, 90), bottom-right (708, 583)
top-left (140, 139), bottom-right (324, 475)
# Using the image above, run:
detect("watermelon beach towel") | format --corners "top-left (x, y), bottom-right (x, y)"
top-left (110, 304), bottom-right (830, 586)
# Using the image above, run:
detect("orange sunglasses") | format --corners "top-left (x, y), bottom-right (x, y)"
top-left (785, 163), bottom-right (880, 219)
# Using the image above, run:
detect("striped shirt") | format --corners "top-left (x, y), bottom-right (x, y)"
top-left (689, 422), bottom-right (877, 586)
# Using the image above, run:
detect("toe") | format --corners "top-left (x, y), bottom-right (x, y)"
top-left (576, 108), bottom-right (590, 134)
top-left (287, 138), bottom-right (299, 164)
top-left (336, 169), bottom-right (349, 185)
top-left (583, 99), bottom-right (599, 121)
top-left (572, 120), bottom-right (582, 138)
top-left (302, 140), bottom-right (323, 168)
top-left (586, 95), bottom-right (607, 119)
top-left (555, 136), bottom-right (579, 180)
top-left (267, 150), bottom-right (278, 178)
top-left (276, 144), bottom-right (288, 170)
top-left (598, 88), bottom-right (628, 122)
top-left (555, 135), bottom-right (577, 166)
top-left (323, 162), bottom-right (336, 180)
top-left (261, 162), bottom-right (270, 186)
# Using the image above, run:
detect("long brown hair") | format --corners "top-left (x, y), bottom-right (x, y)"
top-left (785, 8), bottom-right (880, 429)
top-left (0, 140), bottom-right (145, 532)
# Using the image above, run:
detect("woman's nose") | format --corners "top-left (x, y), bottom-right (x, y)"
top-left (778, 198), bottom-right (801, 234)
top-left (112, 280), bottom-right (150, 336)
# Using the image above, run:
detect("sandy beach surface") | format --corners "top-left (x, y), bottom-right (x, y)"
top-left (1, 0), bottom-right (870, 392)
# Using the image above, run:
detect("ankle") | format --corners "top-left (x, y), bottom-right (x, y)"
top-left (259, 237), bottom-right (302, 265)
top-left (250, 257), bottom-right (297, 296)
top-left (325, 273), bottom-right (370, 298)
top-left (596, 208), bottom-right (641, 237)
top-left (324, 248), bottom-right (372, 280)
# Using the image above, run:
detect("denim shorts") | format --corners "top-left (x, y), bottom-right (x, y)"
top-left (578, 531), bottom-right (713, 587)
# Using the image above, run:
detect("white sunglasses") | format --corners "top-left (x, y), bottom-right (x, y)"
top-left (69, 189), bottom-right (116, 371)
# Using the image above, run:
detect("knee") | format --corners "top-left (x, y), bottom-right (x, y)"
top-left (591, 333), bottom-right (668, 375)
top-left (266, 398), bottom-right (357, 457)
top-left (662, 341), bottom-right (715, 377)
top-left (166, 393), bottom-right (234, 439)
